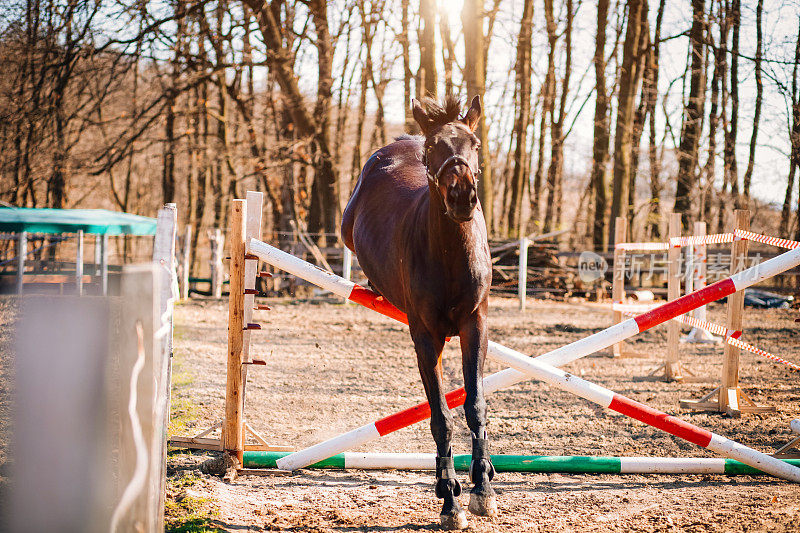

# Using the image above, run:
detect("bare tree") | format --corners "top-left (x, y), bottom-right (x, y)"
top-left (463, 0), bottom-right (493, 232)
top-left (673, 0), bottom-right (706, 229)
top-left (780, 17), bottom-right (800, 239)
top-left (610, 0), bottom-right (648, 244)
top-left (741, 0), bottom-right (763, 204)
top-left (590, 0), bottom-right (610, 249)
top-left (418, 0), bottom-right (437, 97)
top-left (508, 0), bottom-right (534, 237)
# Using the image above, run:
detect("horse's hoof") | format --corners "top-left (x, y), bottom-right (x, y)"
top-left (468, 493), bottom-right (498, 517)
top-left (440, 510), bottom-right (468, 530)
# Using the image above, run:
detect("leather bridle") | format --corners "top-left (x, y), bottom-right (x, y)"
top-left (424, 151), bottom-right (481, 189)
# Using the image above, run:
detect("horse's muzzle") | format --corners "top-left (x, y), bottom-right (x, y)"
top-left (446, 184), bottom-right (478, 222)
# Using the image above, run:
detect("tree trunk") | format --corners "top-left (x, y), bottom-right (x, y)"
top-left (543, 0), bottom-right (573, 233)
top-left (741, 0), bottom-right (763, 204)
top-left (610, 0), bottom-right (647, 245)
top-left (508, 0), bottom-right (534, 237)
top-left (646, 0), bottom-right (666, 239)
top-left (401, 0), bottom-right (416, 132)
top-left (419, 0), bottom-right (437, 97)
top-left (463, 0), bottom-right (493, 233)
top-left (780, 18), bottom-right (800, 238)
top-left (725, 0), bottom-right (741, 208)
top-left (702, 0), bottom-right (721, 227)
top-left (673, 0), bottom-right (706, 229)
top-left (716, 0), bottom-right (731, 233)
top-left (591, 0), bottom-right (610, 249)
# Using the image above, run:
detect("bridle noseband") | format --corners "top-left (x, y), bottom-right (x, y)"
top-left (424, 152), bottom-right (481, 189)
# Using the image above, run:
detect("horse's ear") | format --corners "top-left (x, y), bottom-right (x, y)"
top-left (412, 99), bottom-right (434, 135)
top-left (462, 95), bottom-right (481, 132)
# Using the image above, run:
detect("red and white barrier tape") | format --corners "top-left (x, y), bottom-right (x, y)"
top-left (726, 337), bottom-right (800, 372)
top-left (670, 233), bottom-right (736, 248)
top-left (615, 230), bottom-right (800, 251)
top-left (615, 242), bottom-right (671, 251)
top-left (614, 304), bottom-right (797, 372)
top-left (734, 229), bottom-right (800, 250)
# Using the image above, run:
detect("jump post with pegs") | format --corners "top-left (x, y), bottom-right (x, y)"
top-left (647, 213), bottom-right (688, 380)
top-left (612, 213), bottom-right (686, 376)
top-left (680, 210), bottom-right (776, 416)
top-left (168, 196), bottom-right (291, 460)
top-left (247, 235), bottom-right (800, 482)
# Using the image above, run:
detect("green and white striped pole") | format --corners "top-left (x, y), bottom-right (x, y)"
top-left (243, 451), bottom-right (800, 477)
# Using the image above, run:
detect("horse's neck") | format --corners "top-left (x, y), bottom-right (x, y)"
top-left (424, 190), bottom-right (479, 266)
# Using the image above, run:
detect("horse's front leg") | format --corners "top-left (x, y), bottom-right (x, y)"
top-left (410, 325), bottom-right (468, 530)
top-left (459, 306), bottom-right (497, 518)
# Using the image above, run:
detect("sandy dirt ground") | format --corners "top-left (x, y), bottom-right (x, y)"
top-left (164, 295), bottom-right (800, 532)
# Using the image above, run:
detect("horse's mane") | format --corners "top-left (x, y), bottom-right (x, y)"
top-left (419, 95), bottom-right (461, 129)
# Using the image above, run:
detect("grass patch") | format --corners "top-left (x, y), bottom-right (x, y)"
top-left (169, 336), bottom-right (201, 436)
top-left (165, 473), bottom-right (223, 533)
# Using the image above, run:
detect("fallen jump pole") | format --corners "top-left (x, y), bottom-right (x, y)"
top-left (243, 451), bottom-right (800, 476)
top-left (248, 239), bottom-right (800, 482)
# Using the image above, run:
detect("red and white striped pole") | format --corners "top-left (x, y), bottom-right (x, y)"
top-left (248, 239), bottom-right (800, 481)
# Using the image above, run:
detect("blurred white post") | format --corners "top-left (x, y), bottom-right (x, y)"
top-left (518, 237), bottom-right (529, 310)
top-left (342, 246), bottom-right (353, 304)
top-left (210, 228), bottom-right (225, 298)
top-left (95, 234), bottom-right (102, 268)
top-left (100, 234), bottom-right (109, 295)
top-left (180, 224), bottom-right (192, 300)
top-left (16, 231), bottom-right (26, 294)
top-left (9, 296), bottom-right (112, 533)
top-left (152, 204), bottom-right (176, 531)
top-left (683, 221), bottom-right (717, 343)
top-left (76, 230), bottom-right (84, 296)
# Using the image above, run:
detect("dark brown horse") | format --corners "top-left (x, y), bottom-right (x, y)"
top-left (342, 96), bottom-right (495, 529)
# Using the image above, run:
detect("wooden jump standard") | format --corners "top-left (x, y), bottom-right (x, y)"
top-left (168, 194), bottom-right (291, 459)
top-left (247, 236), bottom-right (800, 482)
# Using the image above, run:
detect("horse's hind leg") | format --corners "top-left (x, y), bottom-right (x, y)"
top-left (411, 327), bottom-right (468, 530)
top-left (460, 311), bottom-right (497, 518)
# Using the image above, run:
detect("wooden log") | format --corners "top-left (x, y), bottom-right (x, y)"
top-left (223, 200), bottom-right (246, 464)
top-left (612, 217), bottom-right (627, 357)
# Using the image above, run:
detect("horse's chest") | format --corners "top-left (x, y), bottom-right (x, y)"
top-left (409, 252), bottom-right (490, 320)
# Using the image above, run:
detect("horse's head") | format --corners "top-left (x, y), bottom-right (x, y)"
top-left (412, 95), bottom-right (482, 223)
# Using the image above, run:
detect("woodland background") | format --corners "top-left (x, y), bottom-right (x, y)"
top-left (1, 0), bottom-right (799, 265)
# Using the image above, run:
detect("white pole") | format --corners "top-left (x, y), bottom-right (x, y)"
top-left (343, 247), bottom-right (353, 305)
top-left (101, 234), bottom-right (109, 296)
top-left (16, 231), bottom-right (27, 295)
top-left (518, 237), bottom-right (529, 310)
top-left (76, 230), bottom-right (83, 296)
top-left (180, 225), bottom-right (192, 300)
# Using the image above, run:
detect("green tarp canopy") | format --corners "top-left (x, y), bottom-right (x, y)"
top-left (0, 208), bottom-right (157, 236)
